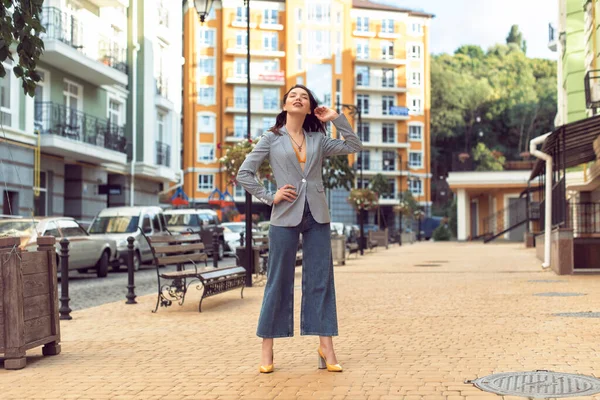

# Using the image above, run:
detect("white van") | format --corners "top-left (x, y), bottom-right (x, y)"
top-left (88, 206), bottom-right (168, 271)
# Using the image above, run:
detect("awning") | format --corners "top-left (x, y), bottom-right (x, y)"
top-left (529, 113), bottom-right (600, 180)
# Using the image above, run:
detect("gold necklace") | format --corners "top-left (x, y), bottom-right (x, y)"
top-left (288, 132), bottom-right (306, 152)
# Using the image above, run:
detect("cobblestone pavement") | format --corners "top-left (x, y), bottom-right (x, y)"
top-left (59, 257), bottom-right (237, 311)
top-left (5, 242), bottom-right (600, 399)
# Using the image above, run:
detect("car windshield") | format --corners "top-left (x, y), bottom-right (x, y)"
top-left (223, 224), bottom-right (244, 233)
top-left (89, 216), bottom-right (139, 234)
top-left (165, 214), bottom-right (200, 227)
top-left (0, 220), bottom-right (38, 237)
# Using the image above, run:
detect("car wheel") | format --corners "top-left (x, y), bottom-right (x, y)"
top-left (133, 251), bottom-right (141, 271)
top-left (96, 251), bottom-right (109, 278)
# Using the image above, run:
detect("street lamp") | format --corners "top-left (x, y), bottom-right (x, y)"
top-left (194, 0), bottom-right (254, 287)
top-left (336, 103), bottom-right (365, 256)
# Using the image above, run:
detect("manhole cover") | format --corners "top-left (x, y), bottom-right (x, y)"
top-left (553, 312), bottom-right (600, 318)
top-left (425, 260), bottom-right (449, 263)
top-left (528, 280), bottom-right (566, 283)
top-left (470, 371), bottom-right (600, 398)
top-left (413, 264), bottom-right (441, 267)
top-left (534, 292), bottom-right (586, 297)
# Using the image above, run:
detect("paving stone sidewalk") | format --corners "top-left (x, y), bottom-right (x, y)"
top-left (3, 241), bottom-right (600, 399)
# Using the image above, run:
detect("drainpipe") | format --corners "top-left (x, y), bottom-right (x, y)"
top-left (530, 132), bottom-right (552, 269)
top-left (129, 0), bottom-right (139, 206)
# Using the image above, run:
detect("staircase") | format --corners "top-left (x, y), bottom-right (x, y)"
top-left (482, 199), bottom-right (537, 243)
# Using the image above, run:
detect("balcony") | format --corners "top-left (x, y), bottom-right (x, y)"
top-left (225, 127), bottom-right (265, 142)
top-left (356, 159), bottom-right (403, 176)
top-left (40, 7), bottom-right (128, 87)
top-left (225, 39), bottom-right (285, 57)
top-left (34, 101), bottom-right (128, 165)
top-left (225, 69), bottom-right (285, 86)
top-left (361, 133), bottom-right (409, 149)
top-left (355, 49), bottom-right (406, 66)
top-left (230, 14), bottom-right (258, 29)
top-left (548, 23), bottom-right (557, 52)
top-left (155, 142), bottom-right (171, 167)
top-left (225, 97), bottom-right (280, 115)
top-left (355, 74), bottom-right (407, 93)
top-left (358, 105), bottom-right (410, 121)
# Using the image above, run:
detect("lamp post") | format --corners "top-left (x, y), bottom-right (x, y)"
top-left (336, 103), bottom-right (364, 256)
top-left (195, 0), bottom-right (253, 287)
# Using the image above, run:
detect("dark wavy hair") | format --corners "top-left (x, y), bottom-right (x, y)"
top-left (268, 84), bottom-right (327, 135)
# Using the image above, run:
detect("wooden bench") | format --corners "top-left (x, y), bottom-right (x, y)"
top-left (148, 234), bottom-right (246, 313)
top-left (346, 242), bottom-right (359, 258)
top-left (368, 229), bottom-right (389, 250)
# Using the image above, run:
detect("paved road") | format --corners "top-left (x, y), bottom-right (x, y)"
top-left (58, 256), bottom-right (237, 311)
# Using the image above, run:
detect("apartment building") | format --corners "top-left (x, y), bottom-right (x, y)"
top-left (182, 0), bottom-right (432, 225)
top-left (0, 0), bottom-right (182, 220)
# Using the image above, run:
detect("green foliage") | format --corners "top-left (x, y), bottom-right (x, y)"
top-left (0, 1), bottom-right (45, 97)
top-left (472, 142), bottom-right (505, 171)
top-left (370, 173), bottom-right (390, 195)
top-left (322, 155), bottom-right (355, 191)
top-left (447, 197), bottom-right (458, 238)
top-left (219, 138), bottom-right (273, 184)
top-left (432, 224), bottom-right (452, 241)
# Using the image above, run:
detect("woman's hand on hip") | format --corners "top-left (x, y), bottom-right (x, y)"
top-left (314, 106), bottom-right (339, 123)
top-left (274, 184), bottom-right (297, 204)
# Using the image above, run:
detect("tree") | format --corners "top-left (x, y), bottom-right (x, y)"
top-left (370, 173), bottom-right (390, 226)
top-left (472, 142), bottom-right (505, 171)
top-left (0, 1), bottom-right (45, 97)
top-left (506, 25), bottom-right (525, 53)
top-left (322, 155), bottom-right (355, 191)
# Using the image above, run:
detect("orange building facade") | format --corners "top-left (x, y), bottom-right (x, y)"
top-left (182, 0), bottom-right (433, 224)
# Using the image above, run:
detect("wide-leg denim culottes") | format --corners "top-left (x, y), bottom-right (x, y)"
top-left (256, 201), bottom-right (338, 338)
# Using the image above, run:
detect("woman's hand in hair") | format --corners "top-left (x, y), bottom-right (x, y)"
top-left (274, 184), bottom-right (297, 204)
top-left (314, 106), bottom-right (339, 123)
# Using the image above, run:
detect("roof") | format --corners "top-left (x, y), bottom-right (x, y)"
top-left (352, 0), bottom-right (435, 18)
top-left (529, 114), bottom-right (600, 180)
top-left (447, 170), bottom-right (536, 187)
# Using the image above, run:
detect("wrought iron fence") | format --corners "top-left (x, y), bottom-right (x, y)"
top-left (566, 202), bottom-right (600, 235)
top-left (155, 142), bottom-right (171, 167)
top-left (539, 177), bottom-right (567, 229)
top-left (34, 102), bottom-right (127, 154)
top-left (41, 7), bottom-right (128, 74)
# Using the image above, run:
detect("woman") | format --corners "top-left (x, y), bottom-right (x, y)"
top-left (236, 85), bottom-right (363, 373)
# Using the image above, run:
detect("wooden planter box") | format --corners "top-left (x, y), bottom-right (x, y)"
top-left (0, 236), bottom-right (61, 370)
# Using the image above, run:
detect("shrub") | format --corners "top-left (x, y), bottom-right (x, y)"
top-left (432, 224), bottom-right (452, 241)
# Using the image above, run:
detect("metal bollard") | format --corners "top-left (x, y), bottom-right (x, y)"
top-left (59, 238), bottom-right (72, 320)
top-left (212, 231), bottom-right (219, 268)
top-left (125, 236), bottom-right (137, 304)
top-left (240, 231), bottom-right (245, 247)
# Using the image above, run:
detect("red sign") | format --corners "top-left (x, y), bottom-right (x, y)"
top-left (257, 71), bottom-right (284, 82)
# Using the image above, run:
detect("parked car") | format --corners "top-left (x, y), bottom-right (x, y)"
top-left (162, 208), bottom-right (225, 260)
top-left (221, 222), bottom-right (261, 255)
top-left (0, 216), bottom-right (117, 277)
top-left (330, 222), bottom-right (345, 236)
top-left (87, 206), bottom-right (168, 271)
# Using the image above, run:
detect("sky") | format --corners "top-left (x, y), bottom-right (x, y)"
top-left (376, 0), bottom-right (558, 60)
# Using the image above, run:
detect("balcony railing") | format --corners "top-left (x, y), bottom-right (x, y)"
top-left (356, 47), bottom-right (406, 62)
top-left (357, 105), bottom-right (410, 117)
top-left (566, 202), bottom-right (600, 236)
top-left (34, 101), bottom-right (127, 153)
top-left (226, 39), bottom-right (285, 53)
top-left (41, 7), bottom-right (128, 74)
top-left (155, 141), bottom-right (171, 167)
top-left (225, 127), bottom-right (265, 139)
top-left (226, 68), bottom-right (285, 83)
top-left (225, 97), bottom-right (280, 111)
top-left (356, 73), bottom-right (403, 90)
top-left (356, 159), bottom-right (403, 172)
top-left (359, 132), bottom-right (408, 145)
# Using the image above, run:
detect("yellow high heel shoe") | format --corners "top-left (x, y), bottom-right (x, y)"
top-left (318, 347), bottom-right (343, 372)
top-left (259, 351), bottom-right (274, 373)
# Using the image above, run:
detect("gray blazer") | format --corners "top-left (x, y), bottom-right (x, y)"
top-left (236, 114), bottom-right (363, 227)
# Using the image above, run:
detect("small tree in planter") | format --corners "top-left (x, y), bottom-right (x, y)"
top-left (218, 138), bottom-right (273, 185)
top-left (370, 174), bottom-right (390, 226)
top-left (348, 188), bottom-right (378, 211)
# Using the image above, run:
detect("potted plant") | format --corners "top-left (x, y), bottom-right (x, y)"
top-left (348, 188), bottom-right (378, 211)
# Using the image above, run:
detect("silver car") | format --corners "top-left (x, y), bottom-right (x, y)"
top-left (0, 216), bottom-right (118, 277)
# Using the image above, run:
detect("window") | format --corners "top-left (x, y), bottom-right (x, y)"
top-left (381, 19), bottom-right (394, 33)
top-left (108, 98), bottom-right (123, 126)
top-left (411, 22), bottom-right (423, 35)
top-left (63, 79), bottom-right (82, 111)
top-left (307, 30), bottom-right (331, 58)
top-left (198, 57), bottom-right (215, 76)
top-left (198, 175), bottom-right (214, 191)
top-left (34, 171), bottom-right (47, 217)
top-left (198, 87), bottom-right (215, 105)
top-left (381, 179), bottom-right (395, 199)
top-left (296, 8), bottom-right (302, 22)
top-left (234, 116), bottom-right (247, 138)
top-left (235, 184), bottom-right (245, 197)
top-left (236, 6), bottom-right (248, 23)
top-left (234, 87), bottom-right (248, 108)
top-left (356, 40), bottom-right (369, 59)
top-left (410, 71), bottom-right (422, 86)
top-left (356, 66), bottom-right (370, 86)
top-left (0, 61), bottom-right (12, 125)
top-left (382, 123), bottom-right (395, 143)
top-left (197, 113), bottom-right (216, 133)
top-left (357, 94), bottom-right (369, 115)
top-left (382, 95), bottom-right (395, 115)
top-left (357, 179), bottom-right (369, 189)
top-left (142, 215), bottom-right (152, 233)
top-left (357, 16), bottom-right (369, 32)
top-left (409, 124), bottom-right (423, 140)
top-left (263, 9), bottom-right (278, 25)
top-left (197, 28), bottom-right (215, 47)
top-left (263, 59), bottom-right (280, 71)
top-left (234, 59), bottom-right (247, 77)
top-left (307, 2), bottom-right (330, 23)
top-left (409, 178), bottom-right (423, 196)
top-left (297, 43), bottom-right (303, 70)
top-left (2, 190), bottom-right (18, 215)
top-left (410, 97), bottom-right (423, 114)
top-left (409, 44), bottom-right (422, 59)
top-left (198, 144), bottom-right (215, 162)
top-left (409, 151), bottom-right (423, 168)
top-left (382, 68), bottom-right (394, 88)
top-left (357, 122), bottom-right (370, 142)
top-left (337, 11), bottom-right (341, 24)
top-left (57, 219), bottom-right (86, 237)
top-left (381, 41), bottom-right (394, 59)
top-left (44, 221), bottom-right (59, 237)
top-left (262, 88), bottom-right (279, 110)
top-left (383, 151), bottom-right (395, 171)
top-left (357, 151), bottom-right (370, 170)
top-left (262, 117), bottom-right (276, 133)
top-left (156, 111), bottom-right (166, 142)
top-left (263, 32), bottom-right (278, 51)
top-left (151, 212), bottom-right (161, 232)
top-left (236, 31), bottom-right (247, 49)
